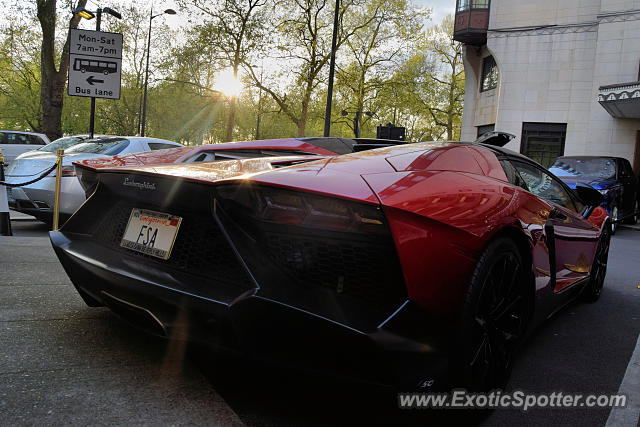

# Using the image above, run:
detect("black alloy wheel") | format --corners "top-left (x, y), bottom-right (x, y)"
top-left (583, 223), bottom-right (610, 302)
top-left (453, 238), bottom-right (530, 392)
top-left (625, 199), bottom-right (639, 225)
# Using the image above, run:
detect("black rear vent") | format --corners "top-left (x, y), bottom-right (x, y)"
top-left (93, 201), bottom-right (254, 290)
top-left (259, 228), bottom-right (407, 310)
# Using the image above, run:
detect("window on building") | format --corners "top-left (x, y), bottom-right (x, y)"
top-left (520, 123), bottom-right (567, 169)
top-left (457, 0), bottom-right (469, 12)
top-left (472, 0), bottom-right (489, 8)
top-left (480, 55), bottom-right (498, 92)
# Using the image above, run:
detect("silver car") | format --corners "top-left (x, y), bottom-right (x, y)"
top-left (6, 136), bottom-right (182, 223)
top-left (0, 130), bottom-right (51, 165)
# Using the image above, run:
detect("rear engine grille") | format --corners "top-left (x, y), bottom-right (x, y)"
top-left (93, 202), bottom-right (254, 289)
top-left (260, 230), bottom-right (407, 310)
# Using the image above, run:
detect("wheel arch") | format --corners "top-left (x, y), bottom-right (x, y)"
top-left (484, 226), bottom-right (536, 321)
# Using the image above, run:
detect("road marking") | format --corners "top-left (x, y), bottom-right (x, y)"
top-left (606, 333), bottom-right (640, 426)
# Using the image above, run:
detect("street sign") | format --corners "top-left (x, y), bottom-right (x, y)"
top-left (68, 29), bottom-right (123, 100)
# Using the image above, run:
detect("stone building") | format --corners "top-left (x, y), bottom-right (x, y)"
top-left (454, 0), bottom-right (640, 171)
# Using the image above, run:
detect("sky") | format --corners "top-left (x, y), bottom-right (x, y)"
top-left (420, 0), bottom-right (455, 25)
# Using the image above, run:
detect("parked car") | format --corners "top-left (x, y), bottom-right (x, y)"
top-left (0, 130), bottom-right (50, 165)
top-left (549, 156), bottom-right (638, 233)
top-left (51, 140), bottom-right (609, 393)
top-left (5, 136), bottom-right (182, 223)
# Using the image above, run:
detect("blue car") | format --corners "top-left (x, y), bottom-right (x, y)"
top-left (550, 156), bottom-right (639, 233)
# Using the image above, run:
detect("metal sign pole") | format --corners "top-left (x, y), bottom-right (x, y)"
top-left (52, 149), bottom-right (64, 231)
top-left (88, 9), bottom-right (102, 138)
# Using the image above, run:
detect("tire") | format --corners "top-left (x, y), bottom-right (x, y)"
top-left (450, 237), bottom-right (531, 392)
top-left (625, 199), bottom-right (638, 225)
top-left (582, 223), bottom-right (610, 302)
top-left (610, 204), bottom-right (618, 235)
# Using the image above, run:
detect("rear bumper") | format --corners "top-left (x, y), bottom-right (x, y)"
top-left (5, 176), bottom-right (85, 216)
top-left (50, 230), bottom-right (450, 389)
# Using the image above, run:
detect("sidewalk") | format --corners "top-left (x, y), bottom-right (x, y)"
top-left (0, 234), bottom-right (244, 425)
top-left (9, 209), bottom-right (35, 221)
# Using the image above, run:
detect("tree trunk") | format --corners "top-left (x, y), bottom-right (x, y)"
top-left (297, 112), bottom-right (307, 138)
top-left (36, 0), bottom-right (86, 141)
top-left (225, 95), bottom-right (237, 141)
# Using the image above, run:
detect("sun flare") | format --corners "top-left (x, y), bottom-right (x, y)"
top-left (213, 68), bottom-right (243, 98)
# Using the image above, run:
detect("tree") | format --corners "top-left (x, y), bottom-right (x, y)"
top-left (245, 0), bottom-right (381, 137)
top-left (0, 19), bottom-right (42, 130)
top-left (400, 14), bottom-right (464, 140)
top-left (36, 0), bottom-right (87, 141)
top-left (179, 0), bottom-right (269, 142)
top-left (333, 0), bottom-right (426, 136)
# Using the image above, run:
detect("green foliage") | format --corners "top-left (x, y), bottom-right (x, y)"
top-left (0, 1), bottom-right (464, 144)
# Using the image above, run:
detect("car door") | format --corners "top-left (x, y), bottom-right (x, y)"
top-left (510, 159), bottom-right (600, 292)
top-left (618, 159), bottom-right (637, 216)
top-left (2, 132), bottom-right (38, 163)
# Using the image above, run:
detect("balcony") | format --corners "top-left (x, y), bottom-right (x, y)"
top-left (598, 81), bottom-right (640, 119)
top-left (453, 0), bottom-right (490, 46)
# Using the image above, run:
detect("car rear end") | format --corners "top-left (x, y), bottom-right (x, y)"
top-left (0, 131), bottom-right (50, 165)
top-left (50, 160), bottom-right (451, 390)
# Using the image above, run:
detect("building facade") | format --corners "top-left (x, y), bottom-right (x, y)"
top-left (455, 0), bottom-right (640, 171)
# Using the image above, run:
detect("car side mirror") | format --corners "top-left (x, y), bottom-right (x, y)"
top-left (575, 183), bottom-right (604, 218)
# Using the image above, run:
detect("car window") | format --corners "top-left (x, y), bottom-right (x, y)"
top-left (499, 159), bottom-right (528, 190)
top-left (549, 157), bottom-right (617, 180)
top-left (297, 137), bottom-right (353, 154)
top-left (28, 135), bottom-right (46, 145)
top-left (622, 160), bottom-right (634, 177)
top-left (512, 160), bottom-right (576, 210)
top-left (66, 138), bottom-right (130, 155)
top-left (618, 159), bottom-right (634, 178)
top-left (39, 136), bottom-right (85, 152)
top-left (148, 142), bottom-right (180, 150)
top-left (5, 133), bottom-right (31, 145)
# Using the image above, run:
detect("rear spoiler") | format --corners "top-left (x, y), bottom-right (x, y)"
top-left (474, 131), bottom-right (515, 147)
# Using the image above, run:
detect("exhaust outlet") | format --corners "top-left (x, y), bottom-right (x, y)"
top-left (101, 291), bottom-right (167, 337)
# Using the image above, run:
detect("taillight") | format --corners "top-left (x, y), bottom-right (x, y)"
top-left (48, 165), bottom-right (76, 177)
top-left (215, 184), bottom-right (387, 234)
top-left (75, 166), bottom-right (98, 196)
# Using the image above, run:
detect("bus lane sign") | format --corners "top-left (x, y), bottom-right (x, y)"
top-left (68, 29), bottom-right (123, 100)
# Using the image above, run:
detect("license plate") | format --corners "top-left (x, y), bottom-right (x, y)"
top-left (120, 208), bottom-right (182, 260)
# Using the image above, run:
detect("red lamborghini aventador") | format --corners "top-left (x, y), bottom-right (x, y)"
top-left (50, 140), bottom-right (610, 392)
